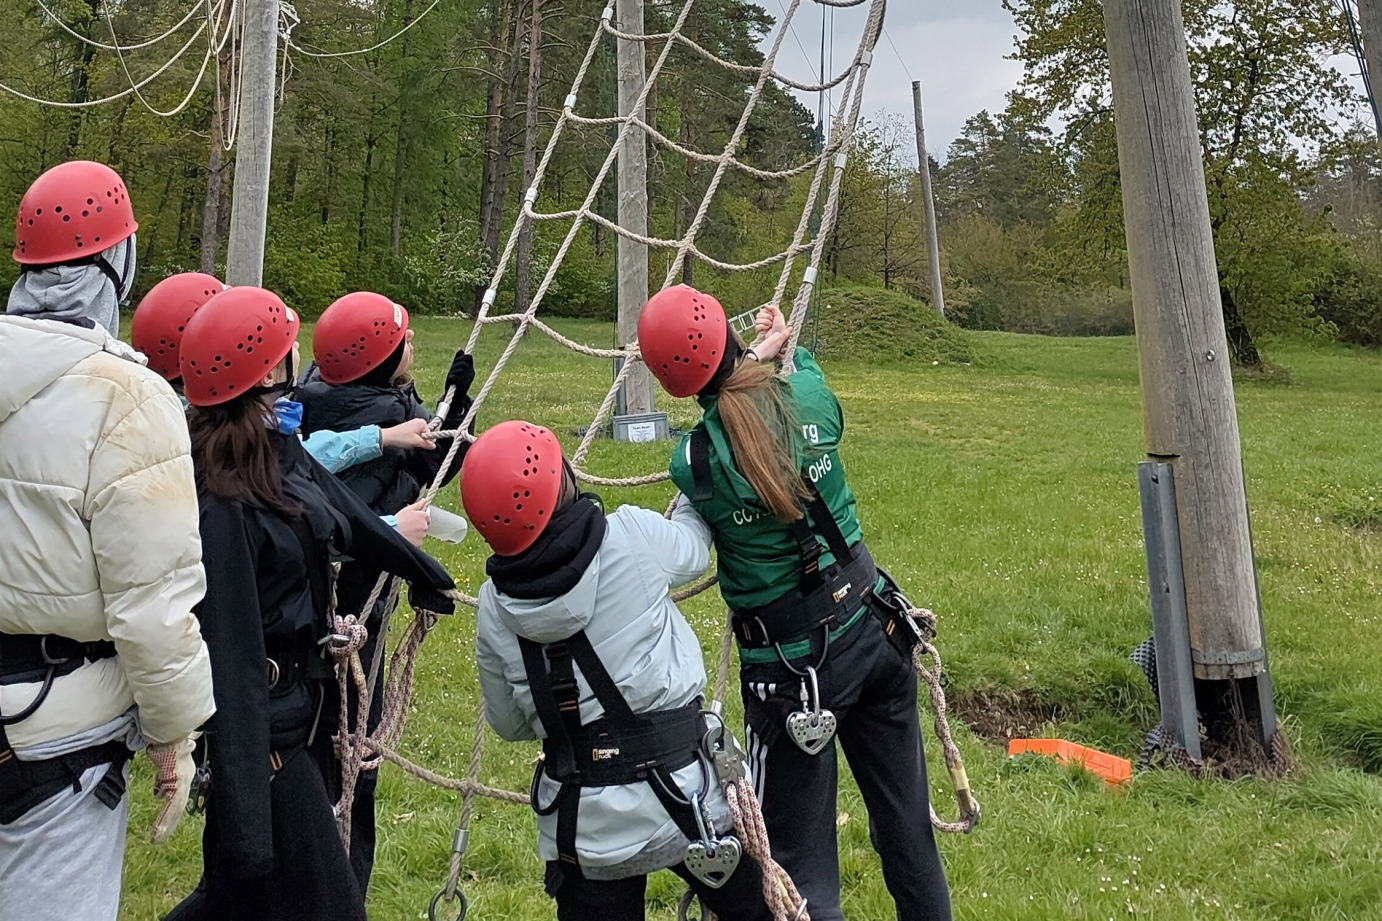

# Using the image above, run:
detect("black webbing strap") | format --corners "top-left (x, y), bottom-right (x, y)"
top-left (285, 513), bottom-right (332, 633)
top-left (800, 475), bottom-right (852, 562)
top-left (518, 637), bottom-right (580, 783)
top-left (0, 723), bottom-right (131, 825)
top-left (689, 427), bottom-right (714, 502)
top-left (519, 631), bottom-right (706, 876)
top-left (0, 635), bottom-right (118, 689)
top-left (565, 633), bottom-right (639, 724)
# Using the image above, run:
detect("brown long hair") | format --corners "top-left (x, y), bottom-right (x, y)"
top-left (188, 397), bottom-right (299, 516)
top-left (717, 357), bottom-right (810, 522)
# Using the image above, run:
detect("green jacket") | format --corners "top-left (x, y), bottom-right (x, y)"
top-left (670, 348), bottom-right (864, 659)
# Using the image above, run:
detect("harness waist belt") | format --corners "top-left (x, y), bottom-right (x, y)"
top-left (543, 699), bottom-right (704, 788)
top-left (731, 543), bottom-right (877, 648)
top-left (264, 647), bottom-right (334, 689)
top-left (0, 739), bottom-right (131, 825)
top-left (0, 634), bottom-right (117, 686)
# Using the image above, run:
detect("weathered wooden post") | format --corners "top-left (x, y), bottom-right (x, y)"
top-left (1103, 0), bottom-right (1278, 764)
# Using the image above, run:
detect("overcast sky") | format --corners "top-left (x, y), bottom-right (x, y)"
top-left (763, 1), bottom-right (1023, 163)
top-left (761, 2), bottom-right (1373, 164)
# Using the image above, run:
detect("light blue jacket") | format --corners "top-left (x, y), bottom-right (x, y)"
top-left (301, 425), bottom-right (382, 475)
top-left (476, 498), bottom-right (732, 879)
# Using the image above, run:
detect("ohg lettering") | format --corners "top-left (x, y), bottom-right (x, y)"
top-left (807, 453), bottom-right (834, 483)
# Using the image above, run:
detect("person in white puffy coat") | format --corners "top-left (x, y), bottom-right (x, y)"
top-left (0, 161), bottom-right (215, 921)
top-left (465, 420), bottom-right (773, 921)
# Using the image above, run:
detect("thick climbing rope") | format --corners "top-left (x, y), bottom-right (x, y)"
top-left (319, 0), bottom-right (973, 914)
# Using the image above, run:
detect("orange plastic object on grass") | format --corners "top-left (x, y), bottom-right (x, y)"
top-left (1008, 738), bottom-right (1132, 786)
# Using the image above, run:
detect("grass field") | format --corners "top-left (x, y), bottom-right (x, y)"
top-left (119, 319), bottom-right (1382, 920)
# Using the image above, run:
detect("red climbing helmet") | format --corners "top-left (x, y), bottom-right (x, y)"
top-left (180, 287), bottom-right (300, 407)
top-left (313, 291), bottom-right (410, 384)
top-left (13, 161), bottom-right (138, 265)
top-left (461, 420), bottom-right (566, 557)
top-left (637, 284), bottom-right (727, 398)
top-left (130, 273), bottom-right (225, 381)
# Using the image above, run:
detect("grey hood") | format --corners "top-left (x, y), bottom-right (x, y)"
top-left (6, 236), bottom-right (137, 336)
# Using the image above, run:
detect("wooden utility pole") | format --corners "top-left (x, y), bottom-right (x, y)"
top-left (1356, 0), bottom-right (1382, 145)
top-left (1104, 0), bottom-right (1276, 761)
top-left (226, 0), bottom-right (279, 287)
top-left (911, 81), bottom-right (945, 318)
top-left (514, 0), bottom-right (544, 315)
top-left (616, 0), bottom-right (655, 416)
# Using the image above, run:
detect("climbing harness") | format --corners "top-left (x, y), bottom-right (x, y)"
top-left (0, 633), bottom-right (130, 824)
top-left (688, 429), bottom-right (981, 833)
top-left (518, 629), bottom-right (738, 887)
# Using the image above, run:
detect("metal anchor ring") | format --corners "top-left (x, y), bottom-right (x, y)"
top-left (428, 888), bottom-right (468, 921)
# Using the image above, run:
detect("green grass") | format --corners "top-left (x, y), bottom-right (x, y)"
top-left (119, 321), bottom-right (1382, 920)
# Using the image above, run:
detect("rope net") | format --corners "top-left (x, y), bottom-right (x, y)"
top-left (322, 1), bottom-right (974, 917)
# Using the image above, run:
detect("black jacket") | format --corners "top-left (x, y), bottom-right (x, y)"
top-left (297, 363), bottom-right (469, 517)
top-left (194, 432), bottom-right (453, 880)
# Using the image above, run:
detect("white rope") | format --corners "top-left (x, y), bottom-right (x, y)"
top-left (451, 0), bottom-right (884, 489)
top-left (105, 0), bottom-right (220, 118)
top-left (282, 0), bottom-right (443, 58)
top-left (0, 14), bottom-right (210, 108)
top-left (33, 0), bottom-right (206, 51)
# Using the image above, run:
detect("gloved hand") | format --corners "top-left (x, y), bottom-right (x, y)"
top-left (147, 734), bottom-right (198, 844)
top-left (410, 582), bottom-right (456, 617)
top-left (445, 350), bottom-right (476, 400)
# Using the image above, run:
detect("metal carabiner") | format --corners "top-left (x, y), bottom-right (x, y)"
top-left (804, 667), bottom-right (823, 725)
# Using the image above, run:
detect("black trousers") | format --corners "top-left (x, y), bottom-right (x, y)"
top-left (740, 614), bottom-right (953, 921)
top-left (163, 747), bottom-right (366, 921)
top-left (544, 850), bottom-right (774, 921)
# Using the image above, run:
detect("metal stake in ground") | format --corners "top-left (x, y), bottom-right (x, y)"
top-left (910, 81), bottom-right (944, 318)
top-left (226, 0), bottom-right (280, 287)
top-left (1103, 0), bottom-right (1278, 763)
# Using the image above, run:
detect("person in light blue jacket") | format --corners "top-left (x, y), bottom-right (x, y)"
top-left (464, 420), bottom-right (773, 921)
top-left (130, 273), bottom-right (436, 546)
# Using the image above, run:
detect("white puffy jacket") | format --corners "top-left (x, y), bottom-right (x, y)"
top-left (0, 315), bottom-right (214, 755)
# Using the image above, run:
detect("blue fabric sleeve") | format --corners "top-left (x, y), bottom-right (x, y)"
top-left (300, 425), bottom-right (383, 474)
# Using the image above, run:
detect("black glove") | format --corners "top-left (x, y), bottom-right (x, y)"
top-left (410, 583), bottom-right (456, 617)
top-left (444, 350), bottom-right (475, 400)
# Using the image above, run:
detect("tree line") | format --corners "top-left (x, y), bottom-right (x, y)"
top-left (4, 0), bottom-right (1382, 367)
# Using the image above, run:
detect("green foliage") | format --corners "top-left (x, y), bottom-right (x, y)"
top-left (1312, 245), bottom-right (1382, 348)
top-left (811, 285), bottom-right (973, 364)
top-left (942, 214), bottom-right (1134, 336)
top-left (262, 218), bottom-right (351, 317)
top-left (95, 321), bottom-right (1382, 920)
top-left (1000, 0), bottom-right (1360, 362)
top-left (392, 224), bottom-right (490, 316)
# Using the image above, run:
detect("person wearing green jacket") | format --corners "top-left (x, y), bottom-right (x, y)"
top-left (639, 285), bottom-right (953, 921)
